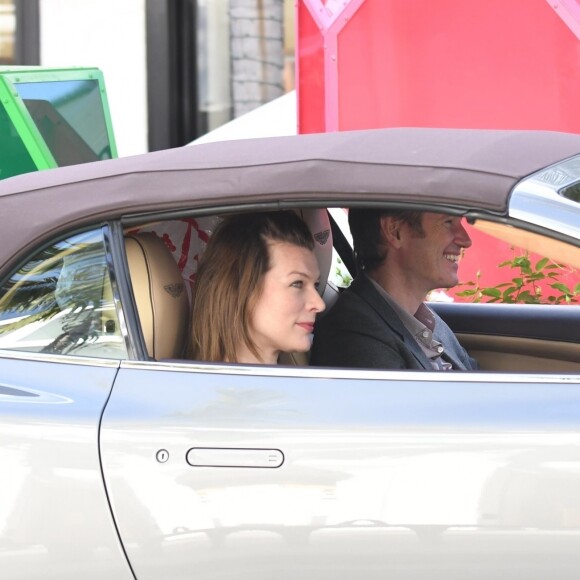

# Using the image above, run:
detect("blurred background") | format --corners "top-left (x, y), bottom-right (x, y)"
top-left (0, 0), bottom-right (296, 156)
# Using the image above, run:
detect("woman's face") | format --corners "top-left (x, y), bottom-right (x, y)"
top-left (243, 241), bottom-right (325, 364)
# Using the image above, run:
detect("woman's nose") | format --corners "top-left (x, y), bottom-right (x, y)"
top-left (310, 287), bottom-right (326, 313)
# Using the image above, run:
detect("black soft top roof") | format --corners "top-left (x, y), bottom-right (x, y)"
top-left (2, 127), bottom-right (580, 274)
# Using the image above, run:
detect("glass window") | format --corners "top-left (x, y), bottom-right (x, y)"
top-left (0, 103), bottom-right (38, 179)
top-left (229, 0), bottom-right (285, 117)
top-left (0, 229), bottom-right (127, 359)
top-left (197, 0), bottom-right (232, 134)
top-left (452, 220), bottom-right (580, 305)
top-left (0, 0), bottom-right (15, 65)
top-left (328, 208), bottom-right (353, 288)
top-left (196, 0), bottom-right (293, 134)
top-left (330, 209), bottom-right (580, 305)
top-left (14, 80), bottom-right (114, 166)
top-left (283, 0), bottom-right (295, 92)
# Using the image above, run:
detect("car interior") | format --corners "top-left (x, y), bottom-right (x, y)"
top-left (122, 206), bottom-right (580, 374)
top-left (124, 232), bottom-right (190, 360)
top-left (124, 208), bottom-right (337, 365)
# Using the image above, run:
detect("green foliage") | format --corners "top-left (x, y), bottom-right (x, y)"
top-left (456, 253), bottom-right (580, 304)
top-left (334, 255), bottom-right (353, 288)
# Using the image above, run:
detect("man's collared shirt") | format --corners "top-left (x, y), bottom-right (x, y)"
top-left (368, 275), bottom-right (452, 371)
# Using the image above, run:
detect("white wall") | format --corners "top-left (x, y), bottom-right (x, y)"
top-left (39, 0), bottom-right (148, 156)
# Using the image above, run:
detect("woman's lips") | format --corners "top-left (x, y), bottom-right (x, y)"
top-left (297, 322), bottom-right (315, 333)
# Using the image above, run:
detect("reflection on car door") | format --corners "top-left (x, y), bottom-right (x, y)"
top-left (101, 361), bottom-right (580, 580)
top-left (0, 354), bottom-right (132, 580)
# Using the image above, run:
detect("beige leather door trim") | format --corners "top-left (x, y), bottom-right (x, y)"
top-left (458, 334), bottom-right (580, 372)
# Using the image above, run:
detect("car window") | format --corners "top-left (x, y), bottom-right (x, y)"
top-left (0, 229), bottom-right (127, 358)
top-left (450, 220), bottom-right (580, 305)
top-left (329, 209), bottom-right (580, 305)
top-left (327, 208), bottom-right (354, 288)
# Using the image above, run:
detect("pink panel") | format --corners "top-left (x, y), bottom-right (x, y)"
top-left (297, 2), bottom-right (326, 134)
top-left (335, 0), bottom-right (580, 131)
top-left (300, 0), bottom-right (366, 131)
top-left (298, 0), bottom-right (580, 132)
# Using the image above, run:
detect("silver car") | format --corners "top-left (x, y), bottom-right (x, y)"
top-left (1, 128), bottom-right (579, 579)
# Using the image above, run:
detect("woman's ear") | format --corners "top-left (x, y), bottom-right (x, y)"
top-left (380, 216), bottom-right (403, 249)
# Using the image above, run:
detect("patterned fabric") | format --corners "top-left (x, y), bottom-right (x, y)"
top-left (127, 216), bottom-right (221, 298)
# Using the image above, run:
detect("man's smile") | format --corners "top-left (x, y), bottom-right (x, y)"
top-left (444, 253), bottom-right (461, 264)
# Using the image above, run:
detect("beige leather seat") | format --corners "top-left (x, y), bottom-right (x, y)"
top-left (125, 233), bottom-right (190, 360)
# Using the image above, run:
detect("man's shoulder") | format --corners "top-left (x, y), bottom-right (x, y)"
top-left (316, 275), bottom-right (396, 336)
top-left (322, 275), bottom-right (375, 317)
top-left (311, 276), bottom-right (416, 369)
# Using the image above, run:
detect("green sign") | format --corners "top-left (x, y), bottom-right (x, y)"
top-left (0, 66), bottom-right (117, 180)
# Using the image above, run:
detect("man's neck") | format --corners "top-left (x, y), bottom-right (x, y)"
top-left (367, 269), bottom-right (426, 315)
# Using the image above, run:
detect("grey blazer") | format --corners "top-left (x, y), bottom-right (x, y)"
top-left (311, 274), bottom-right (478, 370)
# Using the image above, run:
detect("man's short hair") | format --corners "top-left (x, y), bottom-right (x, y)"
top-left (348, 208), bottom-right (424, 273)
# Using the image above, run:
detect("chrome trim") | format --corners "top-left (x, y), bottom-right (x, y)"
top-left (0, 348), bottom-right (122, 368)
top-left (120, 359), bottom-right (580, 384)
top-left (530, 154), bottom-right (580, 190)
top-left (509, 154), bottom-right (580, 241)
top-left (102, 222), bottom-right (133, 358)
top-left (0, 383), bottom-right (74, 404)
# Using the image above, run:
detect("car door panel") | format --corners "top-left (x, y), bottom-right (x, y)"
top-left (101, 361), bottom-right (580, 580)
top-left (0, 353), bottom-right (133, 580)
top-left (432, 303), bottom-right (580, 372)
top-left (432, 303), bottom-right (579, 342)
top-left (457, 334), bottom-right (580, 372)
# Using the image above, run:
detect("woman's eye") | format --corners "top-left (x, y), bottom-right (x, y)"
top-left (291, 280), bottom-right (303, 289)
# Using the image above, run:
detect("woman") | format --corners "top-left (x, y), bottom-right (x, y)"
top-left (190, 211), bottom-right (325, 364)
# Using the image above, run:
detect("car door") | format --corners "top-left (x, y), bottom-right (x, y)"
top-left (100, 361), bottom-right (580, 580)
top-left (432, 302), bottom-right (580, 372)
top-left (0, 227), bottom-right (134, 580)
top-left (328, 208), bottom-right (580, 374)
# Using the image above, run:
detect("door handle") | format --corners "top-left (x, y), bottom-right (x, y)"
top-left (186, 447), bottom-right (284, 468)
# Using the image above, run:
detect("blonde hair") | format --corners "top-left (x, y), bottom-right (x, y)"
top-left (190, 211), bottom-right (315, 362)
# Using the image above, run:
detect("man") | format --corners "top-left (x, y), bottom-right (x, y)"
top-left (310, 209), bottom-right (478, 370)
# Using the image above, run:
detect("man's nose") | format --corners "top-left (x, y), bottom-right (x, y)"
top-left (455, 221), bottom-right (472, 248)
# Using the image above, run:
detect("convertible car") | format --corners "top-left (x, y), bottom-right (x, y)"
top-left (0, 128), bottom-right (579, 579)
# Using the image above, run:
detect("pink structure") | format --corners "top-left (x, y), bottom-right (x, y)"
top-left (296, 0), bottom-right (580, 300)
top-left (297, 0), bottom-right (366, 132)
top-left (297, 0), bottom-right (580, 134)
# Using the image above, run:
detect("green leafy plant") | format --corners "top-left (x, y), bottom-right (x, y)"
top-left (456, 253), bottom-right (580, 304)
top-left (333, 255), bottom-right (353, 288)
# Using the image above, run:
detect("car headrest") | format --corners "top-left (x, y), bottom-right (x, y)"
top-left (125, 233), bottom-right (189, 360)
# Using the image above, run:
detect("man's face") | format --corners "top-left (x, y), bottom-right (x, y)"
top-left (395, 212), bottom-right (472, 294)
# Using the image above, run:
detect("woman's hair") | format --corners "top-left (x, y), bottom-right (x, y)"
top-left (190, 211), bottom-right (315, 362)
top-left (348, 208), bottom-right (424, 273)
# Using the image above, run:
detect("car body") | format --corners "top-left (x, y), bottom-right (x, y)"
top-left (0, 127), bottom-right (579, 580)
